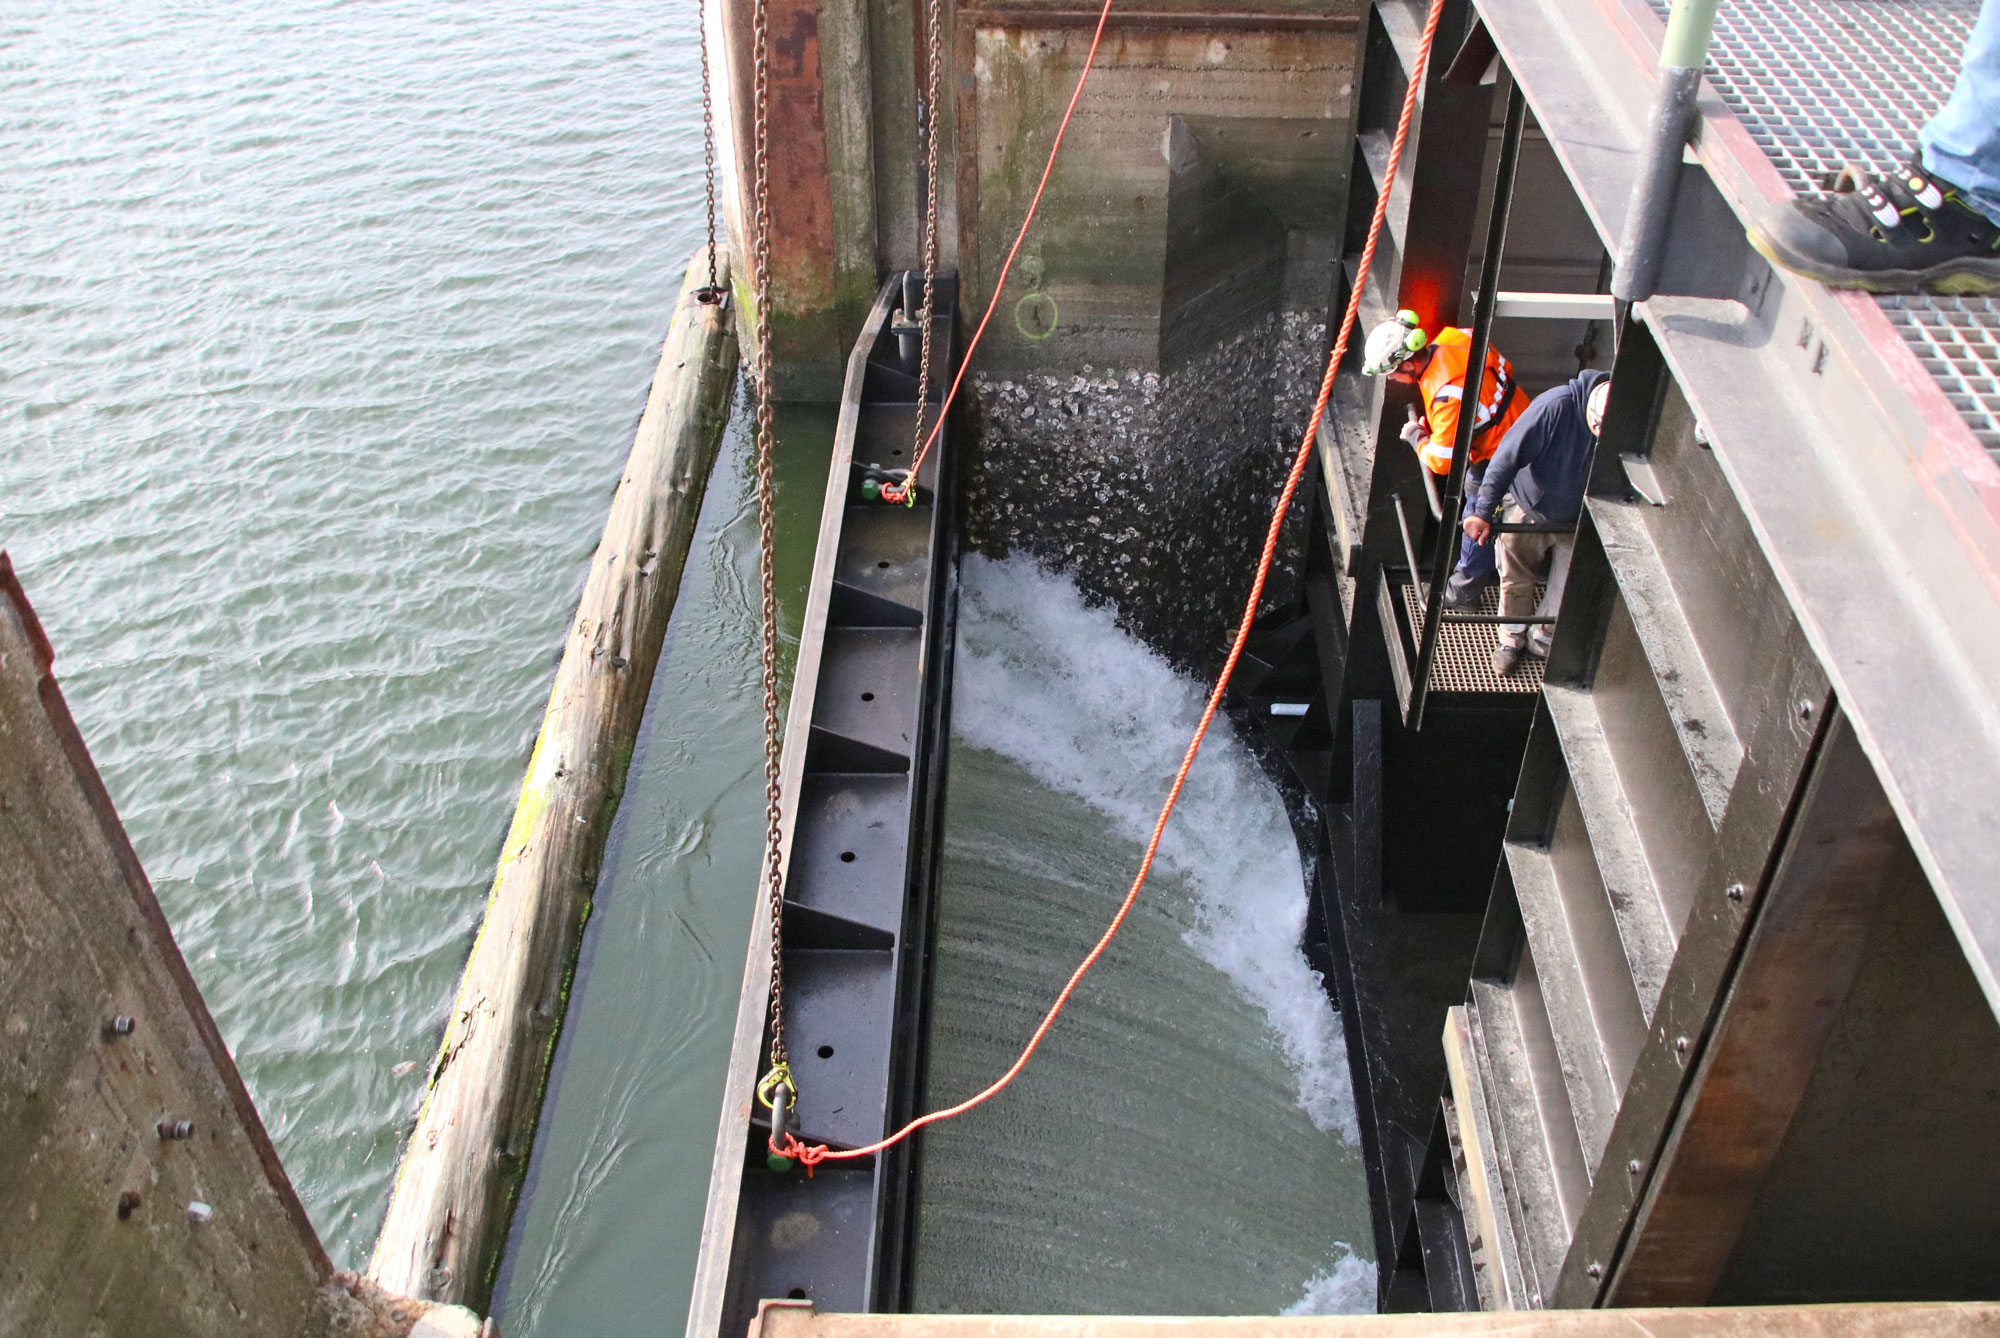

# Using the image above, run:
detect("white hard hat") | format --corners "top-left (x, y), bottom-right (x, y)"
top-left (1362, 310), bottom-right (1428, 377)
top-left (1586, 380), bottom-right (1611, 436)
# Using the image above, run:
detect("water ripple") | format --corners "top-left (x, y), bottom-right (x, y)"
top-left (2, 0), bottom-right (711, 1271)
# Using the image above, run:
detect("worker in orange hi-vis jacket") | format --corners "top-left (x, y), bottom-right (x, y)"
top-left (1363, 311), bottom-right (1528, 609)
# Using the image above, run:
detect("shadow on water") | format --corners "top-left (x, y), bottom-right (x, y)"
top-left (495, 399), bottom-right (832, 1338)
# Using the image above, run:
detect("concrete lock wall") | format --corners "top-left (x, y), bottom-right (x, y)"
top-left (722, 0), bottom-right (1365, 666)
top-left (953, 2), bottom-right (1364, 670)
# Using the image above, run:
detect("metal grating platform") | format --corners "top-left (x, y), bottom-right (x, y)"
top-left (1400, 582), bottom-right (1544, 695)
top-left (1880, 297), bottom-right (2000, 453)
top-left (1647, 0), bottom-right (2000, 458)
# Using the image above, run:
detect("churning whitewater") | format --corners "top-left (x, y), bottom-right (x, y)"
top-left (912, 553), bottom-right (1374, 1315)
top-left (952, 553), bottom-right (1358, 1141)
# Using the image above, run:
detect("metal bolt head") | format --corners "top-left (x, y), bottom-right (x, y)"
top-left (187, 1201), bottom-right (214, 1225)
top-left (1675, 1035), bottom-right (1691, 1055)
top-left (1726, 882), bottom-right (1745, 901)
top-left (102, 1015), bottom-right (135, 1039)
top-left (157, 1119), bottom-right (194, 1141)
top-left (1628, 1159), bottom-right (1643, 1175)
top-left (1797, 699), bottom-right (1814, 722)
top-left (1587, 1262), bottom-right (1604, 1279)
top-left (117, 1191), bottom-right (141, 1220)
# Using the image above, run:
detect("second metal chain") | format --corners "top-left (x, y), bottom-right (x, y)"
top-left (698, 0), bottom-right (719, 295)
top-left (906, 0), bottom-right (946, 490)
top-left (750, 0), bottom-right (790, 1084)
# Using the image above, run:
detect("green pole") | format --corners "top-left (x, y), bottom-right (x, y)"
top-left (1658, 0), bottom-right (1720, 70)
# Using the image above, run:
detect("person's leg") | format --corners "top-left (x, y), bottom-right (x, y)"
top-left (1492, 506), bottom-right (1547, 674)
top-left (1447, 462), bottom-right (1496, 607)
top-left (1922, 0), bottom-right (2000, 225)
top-left (1749, 0), bottom-right (2000, 295)
top-left (1528, 533), bottom-right (1575, 659)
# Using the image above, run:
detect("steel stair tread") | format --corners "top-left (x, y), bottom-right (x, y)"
top-left (1588, 496), bottom-right (1741, 824)
top-left (1442, 1004), bottom-right (1532, 1310)
top-left (1467, 980), bottom-right (1572, 1297)
top-left (1502, 840), bottom-right (1619, 1162)
top-left (1541, 683), bottom-right (1674, 1017)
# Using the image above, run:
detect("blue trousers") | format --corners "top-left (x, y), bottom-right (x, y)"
top-left (1448, 461), bottom-right (1495, 591)
top-left (1923, 0), bottom-right (2000, 224)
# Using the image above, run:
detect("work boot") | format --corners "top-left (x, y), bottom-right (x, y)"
top-left (1748, 158), bottom-right (2000, 295)
top-left (1492, 640), bottom-right (1524, 678)
top-left (1443, 572), bottom-right (1490, 612)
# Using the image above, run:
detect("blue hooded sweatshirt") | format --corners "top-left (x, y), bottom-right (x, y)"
top-left (1469, 368), bottom-right (1607, 527)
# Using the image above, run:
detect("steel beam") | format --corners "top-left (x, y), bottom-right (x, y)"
top-left (1477, 0), bottom-right (2000, 1021)
top-left (1607, 712), bottom-right (1905, 1304)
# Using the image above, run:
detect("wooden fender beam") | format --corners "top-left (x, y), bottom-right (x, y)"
top-left (751, 1300), bottom-right (2000, 1338)
top-left (369, 249), bottom-right (739, 1309)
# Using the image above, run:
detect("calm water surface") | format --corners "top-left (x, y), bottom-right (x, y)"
top-left (2, 0), bottom-right (724, 1271)
top-left (4, 2), bottom-right (1372, 1328)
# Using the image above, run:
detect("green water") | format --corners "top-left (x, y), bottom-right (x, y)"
top-left (0, 0), bottom-right (749, 1291)
top-left (497, 404), bottom-right (830, 1335)
top-left (3, 0), bottom-right (1374, 1326)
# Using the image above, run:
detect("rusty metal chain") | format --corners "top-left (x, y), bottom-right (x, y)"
top-left (908, 0), bottom-right (945, 475)
top-left (698, 0), bottom-right (719, 294)
top-left (750, 0), bottom-right (790, 1087)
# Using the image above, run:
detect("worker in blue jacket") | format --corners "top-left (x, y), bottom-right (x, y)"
top-left (1462, 369), bottom-right (1609, 676)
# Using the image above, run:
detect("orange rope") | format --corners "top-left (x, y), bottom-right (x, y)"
top-left (781, 0), bottom-right (1449, 1168)
top-left (878, 0), bottom-right (1117, 505)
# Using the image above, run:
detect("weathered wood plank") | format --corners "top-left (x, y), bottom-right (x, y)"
top-left (367, 249), bottom-right (739, 1309)
top-left (751, 1301), bottom-right (2000, 1338)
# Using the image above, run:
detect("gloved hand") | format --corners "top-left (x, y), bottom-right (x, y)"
top-left (1399, 406), bottom-right (1429, 451)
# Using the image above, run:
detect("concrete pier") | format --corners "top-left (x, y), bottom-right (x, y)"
top-left (0, 553), bottom-right (487, 1338)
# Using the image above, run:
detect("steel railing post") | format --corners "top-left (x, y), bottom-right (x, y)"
top-left (1411, 80), bottom-right (1527, 727)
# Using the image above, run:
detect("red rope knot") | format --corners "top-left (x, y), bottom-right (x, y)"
top-left (768, 1131), bottom-right (832, 1176)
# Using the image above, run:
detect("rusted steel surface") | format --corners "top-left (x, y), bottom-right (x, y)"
top-left (723, 0), bottom-right (844, 396)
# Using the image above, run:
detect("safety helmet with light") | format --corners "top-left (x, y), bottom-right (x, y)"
top-left (1362, 310), bottom-right (1429, 376)
top-left (1586, 380), bottom-right (1611, 437)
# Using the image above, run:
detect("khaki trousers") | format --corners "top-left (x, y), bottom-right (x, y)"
top-left (1496, 501), bottom-right (1573, 654)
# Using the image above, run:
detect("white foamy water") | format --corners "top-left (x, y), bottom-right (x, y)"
top-left (952, 553), bottom-right (1358, 1140)
top-left (1285, 1249), bottom-right (1378, 1316)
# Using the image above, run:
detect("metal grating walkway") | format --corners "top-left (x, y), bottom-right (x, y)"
top-left (1648, 0), bottom-right (2000, 457)
top-left (1400, 583), bottom-right (1544, 695)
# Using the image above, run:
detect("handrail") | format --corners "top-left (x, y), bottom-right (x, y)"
top-left (1392, 490), bottom-right (1427, 594)
top-left (1410, 80), bottom-right (1526, 727)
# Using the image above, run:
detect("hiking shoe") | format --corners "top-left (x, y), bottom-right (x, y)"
top-left (1492, 641), bottom-right (1524, 678)
top-left (1748, 158), bottom-right (2000, 295)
